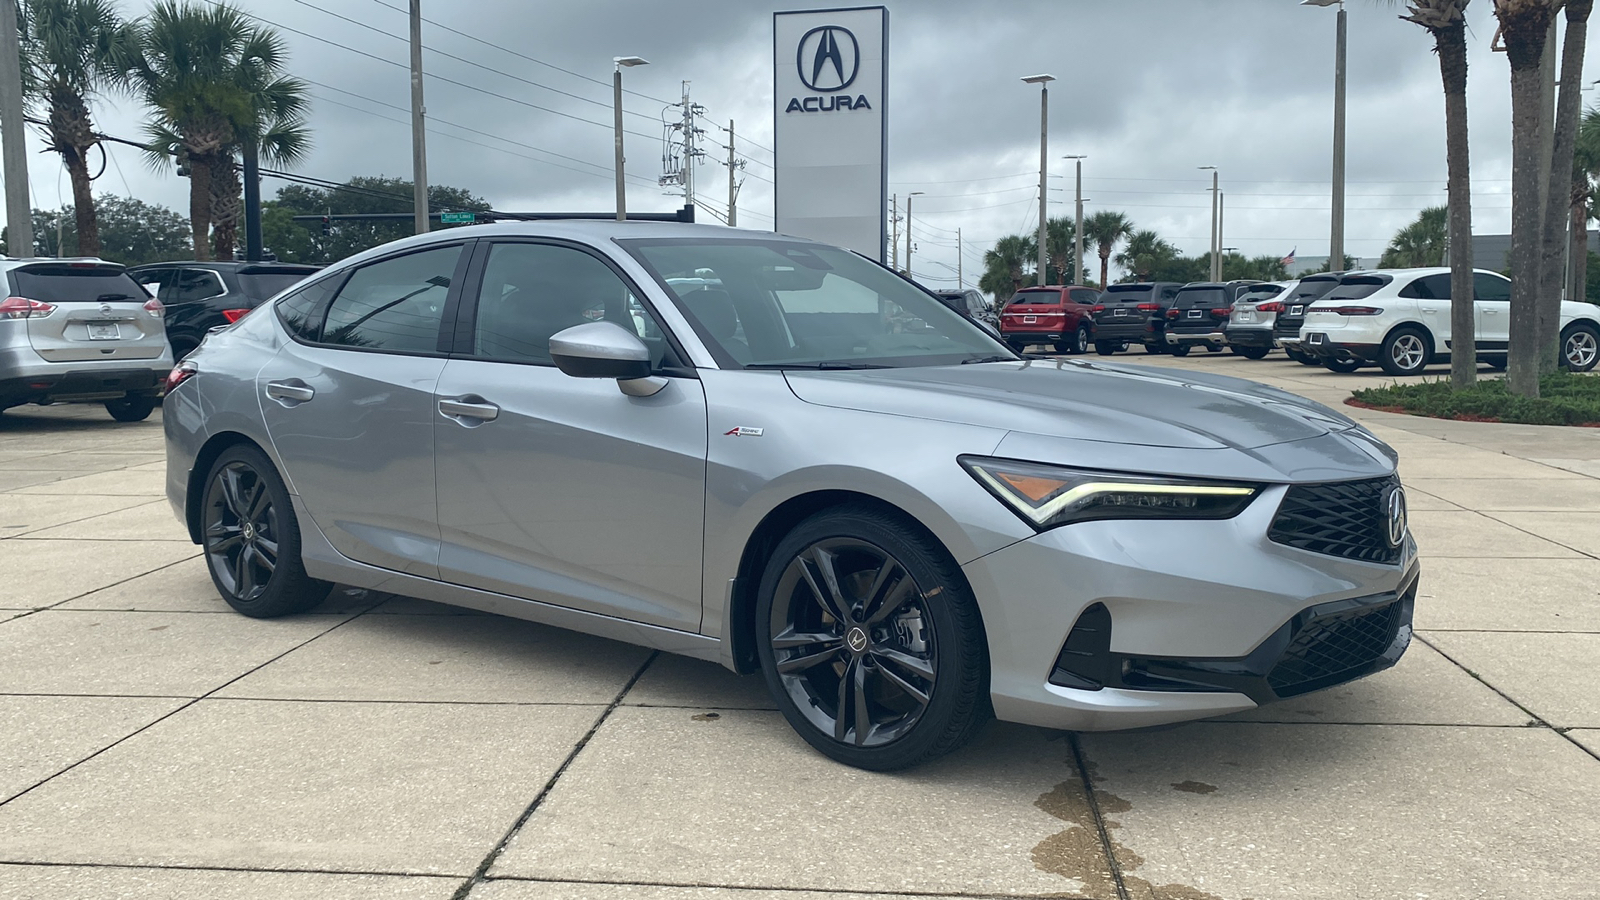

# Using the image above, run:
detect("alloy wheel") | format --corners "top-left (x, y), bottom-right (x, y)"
top-left (769, 538), bottom-right (938, 748)
top-left (1390, 333), bottom-right (1427, 372)
top-left (1566, 329), bottom-right (1598, 370)
top-left (1075, 327), bottom-right (1089, 354)
top-left (203, 461), bottom-right (280, 603)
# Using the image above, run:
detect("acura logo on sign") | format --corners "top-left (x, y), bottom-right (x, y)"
top-left (797, 25), bottom-right (859, 92)
top-left (1385, 486), bottom-right (1408, 549)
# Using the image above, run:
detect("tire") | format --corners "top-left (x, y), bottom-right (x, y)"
top-left (754, 504), bottom-right (990, 771)
top-left (1561, 321), bottom-right (1599, 372)
top-left (1379, 326), bottom-right (1432, 377)
top-left (1235, 346), bottom-right (1270, 360)
top-left (1168, 344), bottom-right (1191, 357)
top-left (1206, 344), bottom-right (1223, 353)
top-left (1324, 357), bottom-right (1364, 373)
top-left (200, 445), bottom-right (332, 618)
top-left (170, 339), bottom-right (198, 362)
top-left (1484, 355), bottom-right (1508, 371)
top-left (1142, 342), bottom-right (1164, 354)
top-left (1059, 325), bottom-right (1090, 355)
top-left (1094, 341), bottom-right (1118, 356)
top-left (104, 394), bottom-right (156, 423)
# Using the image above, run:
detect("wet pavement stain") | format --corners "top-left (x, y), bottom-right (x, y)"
top-left (1031, 767), bottom-right (1229, 900)
top-left (1170, 780), bottom-right (1217, 795)
top-left (690, 712), bottom-right (721, 721)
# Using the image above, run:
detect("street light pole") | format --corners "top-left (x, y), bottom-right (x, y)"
top-left (0, 0), bottom-right (33, 257)
top-left (408, 0), bottom-right (428, 236)
top-left (905, 191), bottom-right (924, 279)
top-left (613, 56), bottom-right (649, 221)
top-left (1064, 155), bottom-right (1085, 284)
top-left (1200, 166), bottom-right (1218, 280)
top-left (1022, 75), bottom-right (1055, 286)
top-left (1304, 0), bottom-right (1346, 273)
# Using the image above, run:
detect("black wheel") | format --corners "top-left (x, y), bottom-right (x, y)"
top-left (755, 505), bottom-right (989, 770)
top-left (1168, 344), bottom-right (1191, 357)
top-left (105, 394), bottom-right (156, 423)
top-left (1142, 342), bottom-right (1164, 354)
top-left (170, 339), bottom-right (198, 362)
top-left (1561, 322), bottom-right (1599, 372)
top-left (1379, 326), bottom-right (1431, 376)
top-left (1236, 346), bottom-right (1270, 360)
top-left (201, 445), bottom-right (332, 618)
top-left (1324, 357), bottom-right (1364, 373)
top-left (1206, 344), bottom-right (1223, 353)
top-left (1286, 347), bottom-right (1320, 366)
top-left (1484, 355), bottom-right (1508, 371)
top-left (1094, 341), bottom-right (1118, 356)
top-left (1068, 325), bottom-right (1091, 354)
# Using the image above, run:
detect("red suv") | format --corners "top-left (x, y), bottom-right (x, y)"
top-left (999, 285), bottom-right (1100, 354)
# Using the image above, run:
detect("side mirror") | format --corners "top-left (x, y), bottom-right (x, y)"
top-left (548, 321), bottom-right (666, 397)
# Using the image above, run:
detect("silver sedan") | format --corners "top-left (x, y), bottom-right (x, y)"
top-left (163, 222), bottom-right (1418, 770)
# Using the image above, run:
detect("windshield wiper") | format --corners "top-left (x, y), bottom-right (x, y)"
top-left (959, 355), bottom-right (1014, 365)
top-left (743, 361), bottom-right (892, 370)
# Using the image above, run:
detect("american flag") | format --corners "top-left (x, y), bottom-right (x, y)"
top-left (1280, 248), bottom-right (1297, 267)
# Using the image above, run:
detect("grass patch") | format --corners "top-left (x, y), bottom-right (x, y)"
top-left (1348, 371), bottom-right (1600, 427)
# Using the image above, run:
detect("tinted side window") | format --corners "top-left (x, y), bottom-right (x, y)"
top-left (470, 242), bottom-right (661, 365)
top-left (275, 276), bottom-right (340, 342)
top-left (1473, 273), bottom-right (1511, 302)
top-left (321, 246), bottom-right (461, 353)
top-left (173, 270), bottom-right (225, 303)
top-left (1069, 288), bottom-right (1098, 304)
top-left (132, 268), bottom-right (170, 299)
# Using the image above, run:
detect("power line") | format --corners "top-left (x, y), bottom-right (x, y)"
top-left (891, 171), bottom-right (1035, 186)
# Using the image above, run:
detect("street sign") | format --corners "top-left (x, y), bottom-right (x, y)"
top-left (439, 212), bottom-right (476, 224)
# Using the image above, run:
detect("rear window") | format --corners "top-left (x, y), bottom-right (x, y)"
top-left (1006, 290), bottom-right (1062, 307)
top-left (1238, 285), bottom-right (1285, 303)
top-left (1172, 288), bottom-right (1226, 309)
top-left (10, 265), bottom-right (147, 304)
top-left (1321, 275), bottom-right (1391, 302)
top-left (238, 269), bottom-right (317, 301)
top-left (1287, 277), bottom-right (1341, 303)
top-left (1103, 285), bottom-right (1153, 302)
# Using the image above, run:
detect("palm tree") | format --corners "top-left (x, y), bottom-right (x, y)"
top-left (1395, 0), bottom-right (1476, 388)
top-left (979, 234), bottom-right (1036, 304)
top-left (1083, 210), bottom-right (1134, 290)
top-left (1380, 206), bottom-right (1449, 268)
top-left (18, 0), bottom-right (138, 258)
top-left (1043, 216), bottom-right (1075, 284)
top-left (132, 1), bottom-right (310, 261)
top-left (1494, 0), bottom-right (1562, 397)
top-left (1114, 230), bottom-right (1180, 282)
top-left (1536, 0), bottom-right (1594, 373)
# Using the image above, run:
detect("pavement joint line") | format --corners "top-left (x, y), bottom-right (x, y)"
top-left (1415, 633), bottom-right (1600, 765)
top-left (0, 552), bottom-right (204, 626)
top-left (0, 605), bottom-right (375, 809)
top-left (1418, 628), bottom-right (1600, 634)
top-left (0, 859), bottom-right (467, 881)
top-left (1067, 732), bottom-right (1132, 900)
top-left (450, 650), bottom-right (662, 900)
top-left (1475, 511), bottom-right (1600, 562)
top-left (476, 873), bottom-right (1095, 899)
top-left (0, 497), bottom-right (167, 541)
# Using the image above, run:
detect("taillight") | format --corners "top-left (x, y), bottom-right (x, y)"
top-left (0, 296), bottom-right (56, 319)
top-left (165, 359), bottom-right (198, 392)
top-left (143, 298), bottom-right (165, 318)
top-left (1166, 308), bottom-right (1182, 319)
top-left (1136, 302), bottom-right (1160, 311)
top-left (1091, 304), bottom-right (1105, 313)
top-left (1257, 301), bottom-right (1284, 313)
top-left (1211, 307), bottom-right (1233, 318)
top-left (221, 308), bottom-right (251, 323)
top-left (1325, 306), bottom-right (1384, 316)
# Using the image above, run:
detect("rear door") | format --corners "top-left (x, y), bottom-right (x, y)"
top-left (1473, 272), bottom-right (1511, 348)
top-left (432, 239), bottom-right (708, 631)
top-left (1398, 273), bottom-right (1453, 348)
top-left (257, 242), bottom-right (470, 579)
top-left (8, 262), bottom-right (167, 362)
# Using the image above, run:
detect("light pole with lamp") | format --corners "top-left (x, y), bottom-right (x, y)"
top-left (1199, 166), bottom-right (1219, 280)
top-left (904, 191), bottom-right (924, 278)
top-left (1063, 155), bottom-right (1086, 284)
top-left (1022, 74), bottom-right (1055, 286)
top-left (613, 56), bottom-right (649, 221)
top-left (1302, 0), bottom-right (1345, 274)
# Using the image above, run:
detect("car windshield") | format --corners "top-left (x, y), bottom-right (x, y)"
top-left (238, 270), bottom-right (316, 301)
top-left (625, 238), bottom-right (1009, 368)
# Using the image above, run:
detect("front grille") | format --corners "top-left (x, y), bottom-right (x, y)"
top-left (1267, 601), bottom-right (1403, 697)
top-left (1269, 476), bottom-right (1402, 565)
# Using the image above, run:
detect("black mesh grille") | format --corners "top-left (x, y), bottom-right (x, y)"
top-left (1269, 476), bottom-right (1402, 565)
top-left (1267, 602), bottom-right (1402, 697)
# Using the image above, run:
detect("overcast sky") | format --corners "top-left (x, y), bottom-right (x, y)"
top-left (15, 0), bottom-right (1600, 286)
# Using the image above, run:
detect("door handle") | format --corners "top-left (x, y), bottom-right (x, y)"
top-left (439, 396), bottom-right (500, 423)
top-left (265, 380), bottom-right (315, 404)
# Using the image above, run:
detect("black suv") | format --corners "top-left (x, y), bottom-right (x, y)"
top-left (1273, 273), bottom-right (1345, 365)
top-left (129, 261), bottom-right (320, 359)
top-left (1090, 282), bottom-right (1184, 355)
top-left (1162, 280), bottom-right (1262, 355)
top-left (932, 288), bottom-right (1001, 335)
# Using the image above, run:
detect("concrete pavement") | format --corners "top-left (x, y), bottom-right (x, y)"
top-left (0, 351), bottom-right (1596, 900)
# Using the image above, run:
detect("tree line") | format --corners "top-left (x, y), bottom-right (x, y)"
top-left (977, 211), bottom-right (1294, 301)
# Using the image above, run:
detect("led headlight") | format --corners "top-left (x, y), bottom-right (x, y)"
top-left (959, 456), bottom-right (1261, 530)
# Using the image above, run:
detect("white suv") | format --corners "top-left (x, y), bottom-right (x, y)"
top-left (1299, 268), bottom-right (1600, 376)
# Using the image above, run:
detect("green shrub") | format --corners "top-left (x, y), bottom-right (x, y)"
top-left (1350, 372), bottom-right (1600, 426)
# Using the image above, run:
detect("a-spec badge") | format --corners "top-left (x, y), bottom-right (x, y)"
top-left (723, 426), bottom-right (764, 438)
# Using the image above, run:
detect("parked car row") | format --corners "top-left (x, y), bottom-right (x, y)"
top-left (994, 268), bottom-right (1600, 375)
top-left (1, 256), bottom-right (319, 421)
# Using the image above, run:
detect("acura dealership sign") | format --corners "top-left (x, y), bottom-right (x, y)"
top-left (774, 7), bottom-right (888, 261)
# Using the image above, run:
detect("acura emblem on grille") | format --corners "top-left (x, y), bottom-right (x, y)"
top-left (1386, 487), bottom-right (1408, 548)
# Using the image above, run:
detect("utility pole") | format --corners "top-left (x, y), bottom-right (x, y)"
top-left (0, 0), bottom-right (33, 257)
top-left (1065, 155), bottom-right (1086, 284)
top-left (958, 228), bottom-right (963, 289)
top-left (905, 192), bottom-right (923, 279)
top-left (1201, 166), bottom-right (1218, 281)
top-left (1330, 0), bottom-right (1346, 278)
top-left (243, 141), bottom-right (262, 261)
top-left (726, 120), bottom-right (737, 227)
top-left (890, 194), bottom-right (899, 271)
top-left (1218, 192), bottom-right (1226, 279)
top-left (659, 81), bottom-right (704, 214)
top-left (408, 0), bottom-right (429, 235)
top-left (1021, 75), bottom-right (1055, 286)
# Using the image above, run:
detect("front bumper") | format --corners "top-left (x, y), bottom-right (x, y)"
top-left (961, 483), bottom-right (1419, 731)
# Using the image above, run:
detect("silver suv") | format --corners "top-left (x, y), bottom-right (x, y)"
top-left (1, 258), bottom-right (173, 421)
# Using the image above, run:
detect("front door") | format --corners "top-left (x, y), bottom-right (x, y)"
top-left (433, 240), bottom-right (708, 631)
top-left (257, 243), bottom-right (467, 579)
top-left (1473, 272), bottom-right (1512, 350)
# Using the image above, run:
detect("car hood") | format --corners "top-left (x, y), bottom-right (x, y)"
top-left (783, 358), bottom-right (1365, 453)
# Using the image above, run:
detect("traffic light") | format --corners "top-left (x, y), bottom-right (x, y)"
top-left (320, 216), bottom-right (331, 236)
